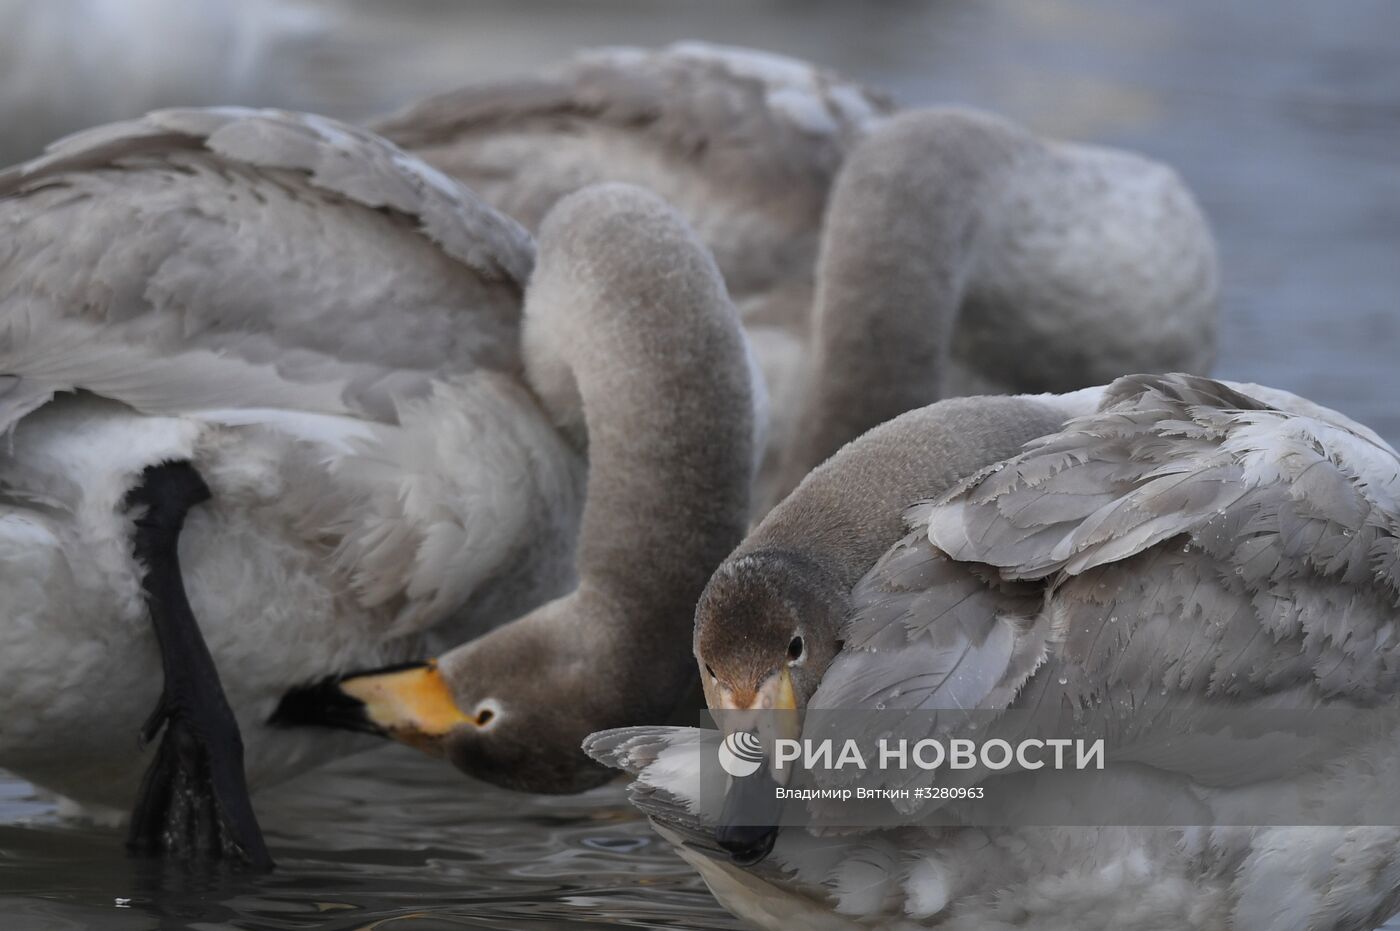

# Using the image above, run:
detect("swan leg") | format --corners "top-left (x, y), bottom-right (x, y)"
top-left (123, 461), bottom-right (273, 871)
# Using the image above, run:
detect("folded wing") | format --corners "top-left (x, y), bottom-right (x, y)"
top-left (812, 374), bottom-right (1400, 806)
top-left (0, 106), bottom-right (534, 431)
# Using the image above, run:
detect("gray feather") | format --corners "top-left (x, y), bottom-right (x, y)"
top-left (373, 42), bottom-right (892, 304)
top-left (809, 374), bottom-right (1400, 811)
top-left (1, 107), bottom-right (533, 424)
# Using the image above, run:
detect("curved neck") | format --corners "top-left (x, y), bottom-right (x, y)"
top-left (772, 109), bottom-right (1031, 503)
top-left (522, 188), bottom-right (755, 676)
top-left (752, 395), bottom-right (1069, 591)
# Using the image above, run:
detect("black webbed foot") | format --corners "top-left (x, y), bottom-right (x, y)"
top-left (124, 461), bottom-right (273, 871)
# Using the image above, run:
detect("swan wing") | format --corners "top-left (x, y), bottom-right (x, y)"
top-left (585, 725), bottom-right (971, 926)
top-left (373, 42), bottom-right (892, 302)
top-left (0, 106), bottom-right (534, 430)
top-left (810, 374), bottom-right (1400, 810)
top-left (584, 726), bottom-right (808, 886)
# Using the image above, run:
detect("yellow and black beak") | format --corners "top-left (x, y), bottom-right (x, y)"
top-left (714, 667), bottom-right (802, 785)
top-left (712, 667), bottom-right (800, 864)
top-left (270, 660), bottom-right (473, 757)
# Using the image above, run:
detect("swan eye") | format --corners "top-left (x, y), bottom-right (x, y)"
top-left (787, 636), bottom-right (805, 664)
top-left (472, 701), bottom-right (500, 729)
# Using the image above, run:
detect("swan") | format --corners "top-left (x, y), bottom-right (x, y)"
top-left (0, 109), bottom-right (755, 864)
top-left (587, 374), bottom-right (1400, 930)
top-left (373, 44), bottom-right (1221, 511)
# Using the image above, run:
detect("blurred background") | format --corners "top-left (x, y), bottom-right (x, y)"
top-left (1, 1), bottom-right (1397, 928)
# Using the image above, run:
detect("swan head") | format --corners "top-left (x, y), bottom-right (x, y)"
top-left (691, 547), bottom-right (848, 863)
top-left (427, 593), bottom-right (708, 794)
top-left (694, 548), bottom-right (847, 716)
top-left (271, 593), bottom-right (689, 794)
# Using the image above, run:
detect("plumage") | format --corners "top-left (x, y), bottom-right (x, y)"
top-left (0, 108), bottom-right (574, 812)
top-left (372, 41), bottom-right (889, 317)
top-left (374, 47), bottom-right (1221, 511)
top-left (594, 375), bottom-right (1400, 930)
top-left (277, 181), bottom-right (759, 795)
top-left (0, 111), bottom-right (756, 815)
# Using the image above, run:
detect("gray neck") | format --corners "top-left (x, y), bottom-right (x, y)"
top-left (772, 109), bottom-right (1033, 502)
top-left (523, 185), bottom-right (755, 680)
top-left (751, 395), bottom-right (1068, 591)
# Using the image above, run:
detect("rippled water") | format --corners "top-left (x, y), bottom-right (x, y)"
top-left (0, 749), bottom-right (745, 929)
top-left (3, 0), bottom-right (1399, 928)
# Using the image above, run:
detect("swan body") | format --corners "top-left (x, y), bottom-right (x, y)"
top-left (0, 107), bottom-right (588, 813)
top-left (374, 48), bottom-right (1219, 510)
top-left (372, 41), bottom-right (891, 332)
top-left (590, 374), bottom-right (1400, 930)
top-left (1, 107), bottom-right (758, 819)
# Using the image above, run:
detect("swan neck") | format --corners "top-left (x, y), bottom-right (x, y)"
top-left (774, 110), bottom-right (1028, 501)
top-left (755, 396), bottom-right (1069, 588)
top-left (523, 211), bottom-right (755, 660)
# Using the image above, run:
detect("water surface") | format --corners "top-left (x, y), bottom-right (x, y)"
top-left (3, 0), bottom-right (1398, 928)
top-left (0, 749), bottom-right (745, 929)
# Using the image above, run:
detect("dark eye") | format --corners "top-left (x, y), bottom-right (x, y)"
top-left (787, 636), bottom-right (805, 663)
top-left (475, 707), bottom-right (495, 727)
top-left (705, 664), bottom-right (717, 681)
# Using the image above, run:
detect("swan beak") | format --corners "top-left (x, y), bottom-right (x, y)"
top-left (767, 666), bottom-right (798, 713)
top-left (713, 669), bottom-right (797, 864)
top-left (270, 660), bottom-right (472, 757)
top-left (716, 666), bottom-right (798, 713)
top-left (716, 667), bottom-right (801, 785)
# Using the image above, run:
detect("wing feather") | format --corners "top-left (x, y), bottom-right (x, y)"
top-left (0, 107), bottom-right (533, 425)
top-left (373, 43), bottom-right (892, 303)
top-left (810, 374), bottom-right (1400, 811)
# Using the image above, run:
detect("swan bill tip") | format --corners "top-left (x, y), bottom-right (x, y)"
top-left (270, 660), bottom-right (470, 757)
